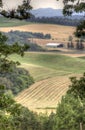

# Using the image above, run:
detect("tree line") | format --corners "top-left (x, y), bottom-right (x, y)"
top-left (3, 31), bottom-right (50, 51)
top-left (28, 16), bottom-right (84, 26)
top-left (67, 36), bottom-right (85, 50)
top-left (5, 30), bottom-right (51, 41)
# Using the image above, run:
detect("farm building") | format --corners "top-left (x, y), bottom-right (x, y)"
top-left (46, 43), bottom-right (63, 48)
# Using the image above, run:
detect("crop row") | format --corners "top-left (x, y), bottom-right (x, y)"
top-left (16, 76), bottom-right (70, 111)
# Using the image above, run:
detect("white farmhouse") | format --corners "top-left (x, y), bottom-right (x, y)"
top-left (46, 43), bottom-right (63, 48)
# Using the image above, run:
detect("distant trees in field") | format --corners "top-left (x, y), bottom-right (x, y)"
top-left (3, 30), bottom-right (51, 51)
top-left (4, 31), bottom-right (51, 43)
top-left (67, 36), bottom-right (85, 50)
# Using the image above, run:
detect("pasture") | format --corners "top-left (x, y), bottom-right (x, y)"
top-left (0, 17), bottom-right (31, 27)
top-left (0, 20), bottom-right (76, 43)
top-left (10, 52), bottom-right (85, 75)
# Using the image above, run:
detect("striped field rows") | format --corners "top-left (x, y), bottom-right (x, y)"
top-left (15, 76), bottom-right (71, 113)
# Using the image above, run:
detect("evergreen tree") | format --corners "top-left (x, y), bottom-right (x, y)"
top-left (68, 36), bottom-right (74, 49)
top-left (67, 42), bottom-right (70, 48)
top-left (76, 38), bottom-right (84, 50)
top-left (79, 37), bottom-right (84, 50)
top-left (76, 39), bottom-right (80, 49)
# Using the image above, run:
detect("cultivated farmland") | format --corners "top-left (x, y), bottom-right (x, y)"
top-left (10, 52), bottom-right (85, 75)
top-left (0, 22), bottom-right (75, 43)
top-left (15, 76), bottom-right (70, 114)
top-left (11, 52), bottom-right (84, 113)
top-left (1, 18), bottom-right (85, 113)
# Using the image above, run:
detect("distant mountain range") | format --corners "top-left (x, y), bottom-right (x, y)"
top-left (31, 8), bottom-right (63, 17)
top-left (31, 8), bottom-right (85, 19)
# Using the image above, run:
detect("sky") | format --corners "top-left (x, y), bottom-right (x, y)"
top-left (3, 0), bottom-right (63, 10)
top-left (31, 0), bottom-right (63, 9)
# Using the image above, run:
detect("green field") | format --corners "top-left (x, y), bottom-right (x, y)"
top-left (10, 52), bottom-right (85, 81)
top-left (14, 52), bottom-right (85, 113)
top-left (0, 17), bottom-right (31, 27)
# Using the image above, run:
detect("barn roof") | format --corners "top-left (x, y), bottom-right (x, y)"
top-left (46, 43), bottom-right (61, 46)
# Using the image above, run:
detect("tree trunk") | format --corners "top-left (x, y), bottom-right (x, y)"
top-left (80, 122), bottom-right (83, 130)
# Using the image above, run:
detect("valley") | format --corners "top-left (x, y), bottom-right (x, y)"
top-left (0, 1), bottom-right (85, 129)
top-left (1, 18), bottom-right (85, 114)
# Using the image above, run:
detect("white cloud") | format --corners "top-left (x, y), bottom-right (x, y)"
top-left (2, 0), bottom-right (23, 10)
top-left (31, 0), bottom-right (63, 9)
top-left (2, 0), bottom-right (63, 10)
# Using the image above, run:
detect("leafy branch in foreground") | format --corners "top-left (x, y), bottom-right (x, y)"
top-left (0, 0), bottom-right (32, 20)
top-left (0, 32), bottom-right (29, 72)
top-left (0, 85), bottom-right (41, 130)
top-left (55, 73), bottom-right (85, 130)
top-left (62, 0), bottom-right (85, 37)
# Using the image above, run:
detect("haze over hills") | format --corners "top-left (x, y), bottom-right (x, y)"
top-left (31, 8), bottom-right (85, 18)
top-left (31, 8), bottom-right (63, 17)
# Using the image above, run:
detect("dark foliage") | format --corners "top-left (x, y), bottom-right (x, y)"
top-left (28, 16), bottom-right (84, 26)
top-left (0, 68), bottom-right (34, 95)
top-left (0, 0), bottom-right (32, 20)
top-left (0, 85), bottom-right (42, 130)
top-left (3, 31), bottom-right (50, 51)
top-left (62, 0), bottom-right (85, 37)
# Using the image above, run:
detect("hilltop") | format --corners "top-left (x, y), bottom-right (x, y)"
top-left (31, 8), bottom-right (84, 18)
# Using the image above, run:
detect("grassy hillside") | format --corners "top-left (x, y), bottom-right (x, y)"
top-left (13, 52), bottom-right (84, 113)
top-left (10, 52), bottom-right (85, 76)
top-left (0, 22), bottom-right (75, 43)
top-left (20, 63), bottom-right (71, 81)
top-left (0, 17), bottom-right (31, 27)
